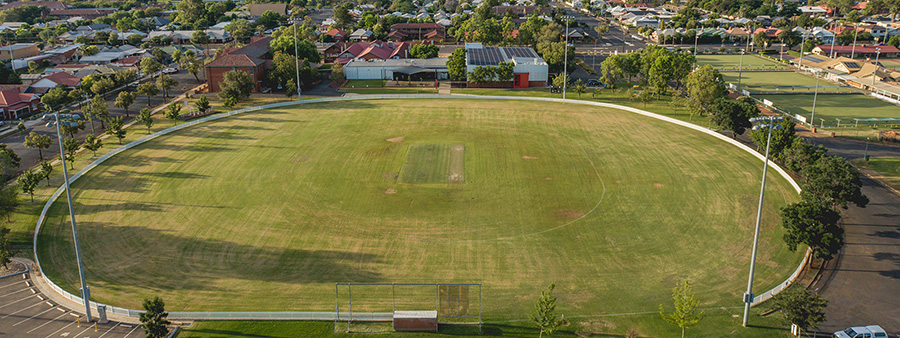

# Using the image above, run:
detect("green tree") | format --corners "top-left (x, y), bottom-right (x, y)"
top-left (176, 0), bottom-right (206, 27)
top-left (137, 82), bottom-right (159, 107)
top-left (140, 297), bottom-right (170, 338)
top-left (137, 108), bottom-right (154, 134)
top-left (781, 195), bottom-right (844, 259)
top-left (801, 155), bottom-right (869, 209)
top-left (108, 32), bottom-right (119, 46)
top-left (40, 87), bottom-right (69, 111)
top-left (40, 161), bottom-right (52, 187)
top-left (573, 79), bottom-right (587, 98)
top-left (17, 169), bottom-right (40, 203)
top-left (90, 94), bottom-right (109, 130)
top-left (257, 10), bottom-right (284, 29)
top-left (156, 75), bottom-right (177, 101)
top-left (0, 183), bottom-right (19, 222)
top-left (218, 70), bottom-right (254, 102)
top-left (0, 144), bottom-right (20, 180)
top-left (750, 118), bottom-right (796, 160)
top-left (552, 73), bottom-right (568, 90)
top-left (659, 280), bottom-right (703, 338)
top-left (773, 287), bottom-right (828, 335)
top-left (329, 62), bottom-right (345, 85)
top-left (0, 226), bottom-right (12, 268)
top-left (24, 132), bottom-right (51, 161)
top-left (225, 19), bottom-right (252, 42)
top-left (496, 62), bottom-right (514, 82)
top-left (710, 97), bottom-right (758, 138)
top-left (141, 57), bottom-right (163, 77)
top-left (81, 134), bottom-right (103, 156)
top-left (62, 138), bottom-right (80, 169)
top-left (447, 48), bottom-right (467, 81)
top-left (685, 64), bottom-right (725, 117)
top-left (191, 30), bottom-right (210, 47)
top-left (164, 103), bottom-right (183, 126)
top-left (90, 77), bottom-right (115, 96)
top-left (115, 91), bottom-right (136, 118)
top-left (529, 283), bottom-right (567, 338)
top-left (106, 116), bottom-right (126, 144)
top-left (195, 95), bottom-right (211, 114)
top-left (408, 44), bottom-right (439, 59)
top-left (178, 54), bottom-right (204, 83)
top-left (59, 118), bottom-right (85, 139)
top-left (269, 28), bottom-right (320, 62)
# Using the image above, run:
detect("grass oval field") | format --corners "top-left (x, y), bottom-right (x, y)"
top-left (37, 99), bottom-right (802, 320)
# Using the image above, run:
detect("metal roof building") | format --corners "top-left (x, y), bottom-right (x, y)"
top-left (464, 43), bottom-right (547, 88)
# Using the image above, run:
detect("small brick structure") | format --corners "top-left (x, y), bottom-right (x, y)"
top-left (393, 311), bottom-right (438, 332)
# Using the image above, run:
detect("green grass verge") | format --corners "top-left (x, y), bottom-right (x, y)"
top-left (720, 71), bottom-right (855, 92)
top-left (851, 157), bottom-right (900, 192)
top-left (345, 80), bottom-right (387, 88)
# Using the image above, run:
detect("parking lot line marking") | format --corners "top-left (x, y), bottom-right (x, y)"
top-left (37, 295), bottom-right (44, 300)
top-left (31, 288), bottom-right (36, 293)
top-left (1, 299), bottom-right (46, 319)
top-left (98, 323), bottom-right (120, 338)
top-left (0, 281), bottom-right (27, 290)
top-left (12, 306), bottom-right (57, 326)
top-left (69, 313), bottom-right (80, 317)
top-left (1, 286), bottom-right (37, 298)
top-left (44, 320), bottom-right (76, 338)
top-left (27, 311), bottom-right (70, 333)
top-left (45, 301), bottom-right (54, 306)
top-left (0, 293), bottom-right (38, 309)
top-left (73, 325), bottom-right (93, 337)
top-left (122, 324), bottom-right (140, 337)
top-left (56, 307), bottom-right (66, 312)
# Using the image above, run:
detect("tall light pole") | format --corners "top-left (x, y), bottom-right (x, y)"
top-left (811, 73), bottom-right (820, 130)
top-left (737, 50), bottom-right (745, 92)
top-left (562, 15), bottom-right (573, 100)
top-left (872, 47), bottom-right (882, 87)
top-left (829, 23), bottom-right (837, 58)
top-left (851, 23), bottom-right (859, 59)
top-left (743, 116), bottom-right (783, 327)
top-left (53, 112), bottom-right (92, 323)
top-left (798, 28), bottom-right (806, 70)
top-left (693, 27), bottom-right (699, 55)
top-left (293, 20), bottom-right (301, 100)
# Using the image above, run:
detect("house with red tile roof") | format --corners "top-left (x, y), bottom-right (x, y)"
top-left (0, 89), bottom-right (40, 120)
top-left (29, 71), bottom-right (81, 90)
top-left (389, 23), bottom-right (445, 41)
top-left (204, 36), bottom-right (272, 92)
top-left (753, 27), bottom-right (782, 38)
top-left (333, 41), bottom-right (415, 64)
top-left (322, 28), bottom-right (347, 41)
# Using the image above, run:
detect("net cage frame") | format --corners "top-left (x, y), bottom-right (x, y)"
top-left (334, 282), bottom-right (482, 333)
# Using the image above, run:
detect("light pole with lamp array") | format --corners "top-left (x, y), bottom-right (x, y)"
top-left (737, 50), bottom-right (745, 92)
top-left (851, 23), bottom-right (859, 59)
top-left (811, 72), bottom-right (820, 130)
top-left (52, 110), bottom-right (93, 323)
top-left (562, 15), bottom-right (573, 100)
top-left (742, 115), bottom-right (783, 327)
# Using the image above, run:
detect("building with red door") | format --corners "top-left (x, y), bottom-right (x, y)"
top-left (464, 43), bottom-right (547, 88)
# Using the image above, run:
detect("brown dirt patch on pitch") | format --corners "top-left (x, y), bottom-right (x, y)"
top-left (292, 155), bottom-right (310, 163)
top-left (386, 137), bottom-right (404, 143)
top-left (522, 155), bottom-right (538, 160)
top-left (653, 183), bottom-right (664, 188)
top-left (558, 208), bottom-right (585, 219)
top-left (544, 177), bottom-right (553, 180)
top-left (384, 188), bottom-right (396, 194)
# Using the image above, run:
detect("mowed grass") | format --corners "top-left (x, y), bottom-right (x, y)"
top-left (37, 100), bottom-right (801, 329)
top-left (755, 94), bottom-right (900, 123)
top-left (852, 157), bottom-right (900, 191)
top-left (400, 144), bottom-right (453, 184)
top-left (720, 71), bottom-right (855, 92)
top-left (696, 54), bottom-right (787, 70)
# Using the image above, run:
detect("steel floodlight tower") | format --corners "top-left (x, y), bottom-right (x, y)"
top-left (53, 112), bottom-right (93, 322)
top-left (742, 116), bottom-right (783, 327)
top-left (562, 15), bottom-right (574, 100)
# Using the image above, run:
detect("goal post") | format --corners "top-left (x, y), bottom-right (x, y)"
top-left (335, 282), bottom-right (482, 334)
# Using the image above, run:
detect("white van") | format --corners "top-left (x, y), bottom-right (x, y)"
top-left (833, 325), bottom-right (888, 338)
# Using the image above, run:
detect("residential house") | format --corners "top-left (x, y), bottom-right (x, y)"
top-left (28, 71), bottom-right (81, 92)
top-left (753, 27), bottom-right (782, 38)
top-left (349, 29), bottom-right (374, 41)
top-left (799, 6), bottom-right (828, 15)
top-left (0, 43), bottom-right (40, 59)
top-left (147, 30), bottom-right (232, 44)
top-left (794, 26), bottom-right (835, 44)
top-left (79, 51), bottom-right (126, 64)
top-left (0, 1), bottom-right (68, 11)
top-left (53, 8), bottom-right (116, 19)
top-left (334, 41), bottom-right (414, 64)
top-left (725, 27), bottom-right (751, 41)
top-left (321, 28), bottom-right (347, 41)
top-left (389, 23), bottom-right (445, 41)
top-left (204, 36), bottom-right (272, 92)
top-left (0, 89), bottom-right (41, 120)
top-left (323, 42), bottom-right (350, 62)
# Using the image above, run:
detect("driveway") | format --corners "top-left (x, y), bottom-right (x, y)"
top-left (798, 131), bottom-right (900, 334)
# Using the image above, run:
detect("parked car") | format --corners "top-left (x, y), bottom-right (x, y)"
top-left (834, 325), bottom-right (888, 338)
top-left (587, 79), bottom-right (604, 87)
top-left (162, 67), bottom-right (177, 74)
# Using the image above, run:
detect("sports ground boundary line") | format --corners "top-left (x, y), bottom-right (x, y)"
top-left (31, 94), bottom-right (808, 320)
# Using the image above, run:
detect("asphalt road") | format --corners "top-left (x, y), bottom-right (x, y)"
top-left (0, 271), bottom-right (141, 338)
top-left (1, 70), bottom-right (197, 172)
top-left (798, 132), bottom-right (900, 334)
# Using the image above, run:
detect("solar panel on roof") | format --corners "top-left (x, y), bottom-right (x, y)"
top-left (503, 47), bottom-right (538, 58)
top-left (844, 62), bottom-right (860, 68)
top-left (468, 47), bottom-right (505, 66)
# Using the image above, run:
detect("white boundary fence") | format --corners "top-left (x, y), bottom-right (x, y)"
top-left (32, 94), bottom-right (806, 319)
